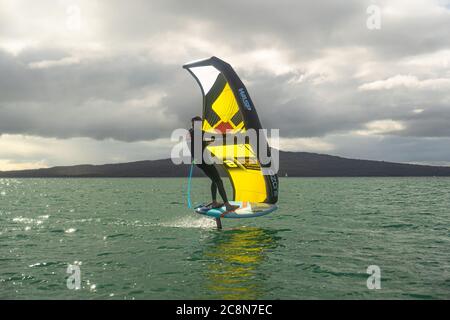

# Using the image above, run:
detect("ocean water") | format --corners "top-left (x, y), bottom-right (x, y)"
top-left (0, 177), bottom-right (449, 300)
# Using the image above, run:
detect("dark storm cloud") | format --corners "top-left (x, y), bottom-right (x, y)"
top-left (97, 0), bottom-right (450, 59)
top-left (0, 0), bottom-right (449, 166)
top-left (0, 49), bottom-right (189, 141)
top-left (0, 50), bottom-right (168, 103)
top-left (400, 104), bottom-right (450, 137)
top-left (244, 66), bottom-right (450, 139)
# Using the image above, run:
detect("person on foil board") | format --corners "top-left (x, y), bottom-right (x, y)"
top-left (188, 116), bottom-right (239, 228)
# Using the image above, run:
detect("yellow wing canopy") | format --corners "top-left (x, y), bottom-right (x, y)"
top-left (184, 57), bottom-right (278, 204)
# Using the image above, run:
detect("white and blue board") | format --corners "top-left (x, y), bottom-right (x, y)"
top-left (195, 201), bottom-right (277, 219)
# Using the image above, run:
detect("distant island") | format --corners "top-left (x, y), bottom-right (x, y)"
top-left (1, 151), bottom-right (450, 177)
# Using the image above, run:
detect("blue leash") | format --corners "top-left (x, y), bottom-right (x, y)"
top-left (187, 160), bottom-right (195, 209)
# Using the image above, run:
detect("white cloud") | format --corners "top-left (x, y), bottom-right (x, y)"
top-left (235, 49), bottom-right (296, 76)
top-left (0, 159), bottom-right (48, 171)
top-left (359, 75), bottom-right (450, 91)
top-left (354, 120), bottom-right (405, 136)
top-left (28, 56), bottom-right (80, 69)
top-left (0, 40), bottom-right (37, 56)
top-left (402, 49), bottom-right (450, 68)
top-left (278, 137), bottom-right (335, 153)
top-left (382, 0), bottom-right (450, 17)
top-left (0, 134), bottom-right (174, 170)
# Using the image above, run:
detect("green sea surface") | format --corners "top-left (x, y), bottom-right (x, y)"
top-left (0, 177), bottom-right (449, 299)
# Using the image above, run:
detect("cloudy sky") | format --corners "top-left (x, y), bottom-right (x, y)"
top-left (1, 0), bottom-right (450, 170)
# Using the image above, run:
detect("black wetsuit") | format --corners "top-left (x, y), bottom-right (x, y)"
top-left (189, 128), bottom-right (228, 203)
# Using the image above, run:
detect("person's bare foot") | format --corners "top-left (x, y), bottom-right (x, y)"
top-left (224, 203), bottom-right (239, 212)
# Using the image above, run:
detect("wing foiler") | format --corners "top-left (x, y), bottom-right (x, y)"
top-left (183, 56), bottom-right (279, 219)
